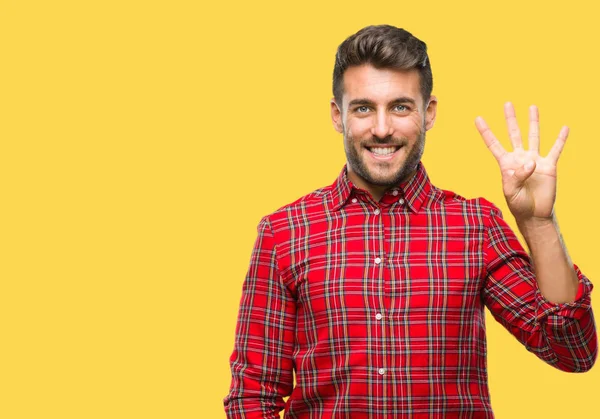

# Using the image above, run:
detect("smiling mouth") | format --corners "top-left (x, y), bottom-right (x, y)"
top-left (366, 146), bottom-right (401, 156)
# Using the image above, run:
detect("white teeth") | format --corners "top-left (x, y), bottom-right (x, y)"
top-left (371, 147), bottom-right (396, 155)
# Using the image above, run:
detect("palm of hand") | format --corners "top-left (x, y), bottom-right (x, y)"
top-left (475, 103), bottom-right (568, 223)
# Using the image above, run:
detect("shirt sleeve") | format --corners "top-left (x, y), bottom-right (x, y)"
top-left (481, 203), bottom-right (597, 372)
top-left (223, 216), bottom-right (296, 418)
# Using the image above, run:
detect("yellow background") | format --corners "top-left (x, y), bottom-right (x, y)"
top-left (1, 0), bottom-right (598, 418)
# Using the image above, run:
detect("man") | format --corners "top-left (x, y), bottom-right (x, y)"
top-left (223, 25), bottom-right (597, 418)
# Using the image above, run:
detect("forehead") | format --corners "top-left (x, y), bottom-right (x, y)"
top-left (342, 64), bottom-right (422, 106)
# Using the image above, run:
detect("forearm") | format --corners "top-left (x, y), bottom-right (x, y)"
top-left (517, 214), bottom-right (579, 304)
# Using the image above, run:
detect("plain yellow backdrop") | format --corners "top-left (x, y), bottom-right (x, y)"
top-left (1, 0), bottom-right (598, 418)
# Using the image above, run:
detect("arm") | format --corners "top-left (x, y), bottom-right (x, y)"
top-left (483, 203), bottom-right (597, 372)
top-left (517, 215), bottom-right (577, 304)
top-left (476, 103), bottom-right (597, 371)
top-left (223, 217), bottom-right (296, 418)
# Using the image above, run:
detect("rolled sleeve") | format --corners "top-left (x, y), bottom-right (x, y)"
top-left (533, 265), bottom-right (597, 372)
top-left (482, 203), bottom-right (597, 373)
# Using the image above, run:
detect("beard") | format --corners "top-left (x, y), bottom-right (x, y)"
top-left (343, 127), bottom-right (426, 188)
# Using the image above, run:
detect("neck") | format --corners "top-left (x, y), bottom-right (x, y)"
top-left (347, 168), bottom-right (417, 203)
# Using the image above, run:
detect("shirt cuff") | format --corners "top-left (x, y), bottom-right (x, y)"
top-left (535, 264), bottom-right (593, 321)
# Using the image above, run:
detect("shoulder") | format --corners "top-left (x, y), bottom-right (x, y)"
top-left (429, 186), bottom-right (503, 219)
top-left (257, 183), bottom-right (333, 231)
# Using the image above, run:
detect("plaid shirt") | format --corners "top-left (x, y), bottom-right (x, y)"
top-left (224, 163), bottom-right (597, 418)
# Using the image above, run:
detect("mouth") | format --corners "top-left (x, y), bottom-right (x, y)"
top-left (365, 145), bottom-right (402, 160)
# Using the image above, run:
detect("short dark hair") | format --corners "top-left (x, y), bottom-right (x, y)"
top-left (333, 25), bottom-right (433, 106)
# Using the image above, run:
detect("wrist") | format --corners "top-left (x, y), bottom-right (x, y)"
top-left (516, 215), bottom-right (558, 245)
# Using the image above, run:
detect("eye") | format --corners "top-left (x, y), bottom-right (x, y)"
top-left (393, 104), bottom-right (408, 112)
top-left (356, 106), bottom-right (370, 113)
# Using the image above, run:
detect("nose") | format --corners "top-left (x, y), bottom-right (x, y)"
top-left (371, 109), bottom-right (393, 139)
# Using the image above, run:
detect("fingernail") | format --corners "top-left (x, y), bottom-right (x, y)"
top-left (525, 161), bottom-right (534, 171)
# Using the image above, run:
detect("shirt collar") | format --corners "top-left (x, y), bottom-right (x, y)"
top-left (328, 162), bottom-right (432, 213)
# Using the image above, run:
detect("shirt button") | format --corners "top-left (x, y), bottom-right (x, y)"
top-left (392, 189), bottom-right (399, 196)
top-left (351, 198), bottom-right (358, 203)
top-left (375, 313), bottom-right (383, 320)
top-left (374, 208), bottom-right (380, 215)
top-left (374, 257), bottom-right (382, 265)
top-left (398, 198), bottom-right (405, 205)
top-left (378, 368), bottom-right (386, 375)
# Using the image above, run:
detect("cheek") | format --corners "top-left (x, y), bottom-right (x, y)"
top-left (345, 118), bottom-right (372, 136)
top-left (393, 115), bottom-right (424, 134)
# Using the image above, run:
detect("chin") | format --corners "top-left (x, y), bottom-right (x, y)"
top-left (372, 164), bottom-right (416, 185)
top-left (364, 170), bottom-right (404, 186)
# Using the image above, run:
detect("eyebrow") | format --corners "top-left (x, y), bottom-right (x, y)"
top-left (348, 97), bottom-right (417, 107)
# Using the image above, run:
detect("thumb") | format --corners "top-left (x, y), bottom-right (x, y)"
top-left (508, 160), bottom-right (536, 185)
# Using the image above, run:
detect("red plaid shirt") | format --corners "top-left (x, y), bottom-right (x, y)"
top-left (224, 163), bottom-right (596, 418)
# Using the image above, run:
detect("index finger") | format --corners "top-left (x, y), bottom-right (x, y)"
top-left (475, 116), bottom-right (507, 162)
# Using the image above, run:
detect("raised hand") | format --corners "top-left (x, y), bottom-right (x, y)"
top-left (475, 102), bottom-right (568, 224)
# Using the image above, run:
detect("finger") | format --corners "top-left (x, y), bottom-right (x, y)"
top-left (504, 102), bottom-right (523, 149)
top-left (505, 160), bottom-right (536, 196)
top-left (508, 160), bottom-right (536, 186)
top-left (528, 105), bottom-right (540, 153)
top-left (547, 126), bottom-right (569, 164)
top-left (475, 116), bottom-right (507, 162)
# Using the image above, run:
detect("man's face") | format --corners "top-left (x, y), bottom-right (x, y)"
top-left (331, 64), bottom-right (437, 192)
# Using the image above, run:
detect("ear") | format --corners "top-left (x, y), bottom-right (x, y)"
top-left (424, 95), bottom-right (438, 131)
top-left (330, 98), bottom-right (344, 133)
